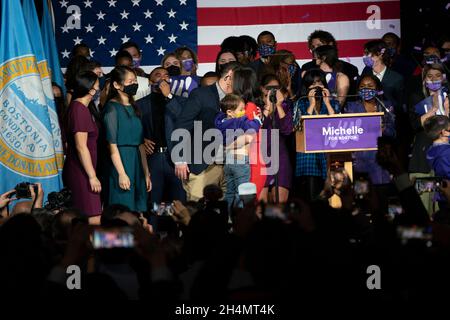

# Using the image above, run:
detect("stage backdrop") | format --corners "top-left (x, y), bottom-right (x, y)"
top-left (52, 0), bottom-right (400, 75)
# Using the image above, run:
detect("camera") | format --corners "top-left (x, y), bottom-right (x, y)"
top-left (14, 182), bottom-right (38, 199)
top-left (44, 188), bottom-right (72, 211)
top-left (314, 87), bottom-right (323, 98)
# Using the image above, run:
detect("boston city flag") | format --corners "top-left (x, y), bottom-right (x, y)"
top-left (0, 0), bottom-right (63, 198)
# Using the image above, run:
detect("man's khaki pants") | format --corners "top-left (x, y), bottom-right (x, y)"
top-left (183, 164), bottom-right (226, 202)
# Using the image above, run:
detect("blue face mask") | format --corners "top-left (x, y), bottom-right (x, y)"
top-left (98, 76), bottom-right (106, 90)
top-left (386, 47), bottom-right (396, 57)
top-left (363, 55), bottom-right (374, 68)
top-left (133, 58), bottom-right (142, 69)
top-left (182, 59), bottom-right (194, 72)
top-left (358, 88), bottom-right (378, 101)
top-left (288, 64), bottom-right (297, 77)
top-left (258, 44), bottom-right (276, 57)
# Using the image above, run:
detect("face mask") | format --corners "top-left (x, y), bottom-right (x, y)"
top-left (133, 58), bottom-right (141, 69)
top-left (287, 64), bottom-right (297, 77)
top-left (182, 59), bottom-right (194, 72)
top-left (386, 47), bottom-right (396, 57)
top-left (424, 55), bottom-right (441, 65)
top-left (122, 83), bottom-right (138, 96)
top-left (258, 44), bottom-right (275, 57)
top-left (234, 110), bottom-right (246, 118)
top-left (425, 80), bottom-right (442, 91)
top-left (358, 88), bottom-right (378, 101)
top-left (98, 76), bottom-right (106, 89)
top-left (151, 80), bottom-right (162, 92)
top-left (167, 65), bottom-right (181, 76)
top-left (363, 55), bottom-right (374, 68)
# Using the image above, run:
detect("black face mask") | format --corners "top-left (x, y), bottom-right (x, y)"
top-left (166, 65), bottom-right (181, 76)
top-left (122, 83), bottom-right (138, 96)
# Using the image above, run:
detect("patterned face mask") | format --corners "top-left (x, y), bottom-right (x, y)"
top-left (258, 44), bottom-right (276, 57)
top-left (287, 64), bottom-right (297, 77)
top-left (358, 88), bottom-right (378, 101)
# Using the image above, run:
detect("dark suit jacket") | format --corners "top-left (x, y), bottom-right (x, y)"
top-left (135, 93), bottom-right (186, 154)
top-left (174, 84), bottom-right (222, 175)
top-left (362, 67), bottom-right (404, 113)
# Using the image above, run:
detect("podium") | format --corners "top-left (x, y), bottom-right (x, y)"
top-left (296, 112), bottom-right (383, 181)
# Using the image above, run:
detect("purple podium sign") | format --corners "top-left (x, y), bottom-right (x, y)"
top-left (297, 113), bottom-right (382, 153)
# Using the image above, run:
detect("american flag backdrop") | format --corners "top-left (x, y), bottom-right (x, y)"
top-left (52, 0), bottom-right (401, 75)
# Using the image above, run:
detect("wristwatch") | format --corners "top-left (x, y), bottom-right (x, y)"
top-left (166, 93), bottom-right (173, 100)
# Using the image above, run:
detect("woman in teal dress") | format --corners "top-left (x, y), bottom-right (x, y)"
top-left (103, 66), bottom-right (151, 212)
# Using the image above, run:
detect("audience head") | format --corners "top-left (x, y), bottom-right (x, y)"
top-left (215, 49), bottom-right (238, 74)
top-left (52, 208), bottom-right (84, 243)
top-left (357, 74), bottom-right (382, 101)
top-left (438, 35), bottom-right (450, 58)
top-left (71, 43), bottom-right (91, 59)
top-left (161, 53), bottom-right (181, 76)
top-left (424, 115), bottom-right (450, 141)
top-left (269, 49), bottom-right (297, 87)
top-left (257, 31), bottom-right (277, 57)
top-left (175, 46), bottom-right (198, 75)
top-left (107, 66), bottom-right (139, 109)
top-left (422, 63), bottom-right (447, 96)
top-left (308, 30), bottom-right (336, 53)
top-left (65, 55), bottom-right (90, 91)
top-left (203, 184), bottom-right (224, 203)
top-left (148, 67), bottom-right (169, 92)
top-left (300, 68), bottom-right (329, 96)
top-left (115, 50), bottom-right (133, 68)
top-left (201, 71), bottom-right (219, 86)
top-left (313, 45), bottom-right (340, 71)
top-left (119, 41), bottom-right (142, 69)
top-left (232, 66), bottom-right (260, 103)
top-left (218, 61), bottom-right (240, 94)
top-left (364, 39), bottom-right (390, 68)
top-left (71, 70), bottom-right (99, 101)
top-left (382, 32), bottom-right (401, 56)
top-left (238, 35), bottom-right (258, 64)
top-left (220, 94), bottom-right (246, 118)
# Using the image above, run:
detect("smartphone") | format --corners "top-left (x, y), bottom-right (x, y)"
top-left (397, 226), bottom-right (432, 246)
top-left (153, 202), bottom-right (174, 216)
top-left (354, 179), bottom-right (369, 195)
top-left (263, 204), bottom-right (287, 221)
top-left (414, 177), bottom-right (442, 193)
top-left (91, 227), bottom-right (134, 249)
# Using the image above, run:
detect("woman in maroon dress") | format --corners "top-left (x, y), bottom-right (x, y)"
top-left (63, 71), bottom-right (102, 224)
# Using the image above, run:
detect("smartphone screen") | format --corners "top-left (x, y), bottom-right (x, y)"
top-left (414, 178), bottom-right (442, 193)
top-left (91, 227), bottom-right (134, 249)
top-left (354, 180), bottom-right (369, 195)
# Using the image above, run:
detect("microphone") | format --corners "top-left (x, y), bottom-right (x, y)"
top-left (374, 96), bottom-right (391, 114)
